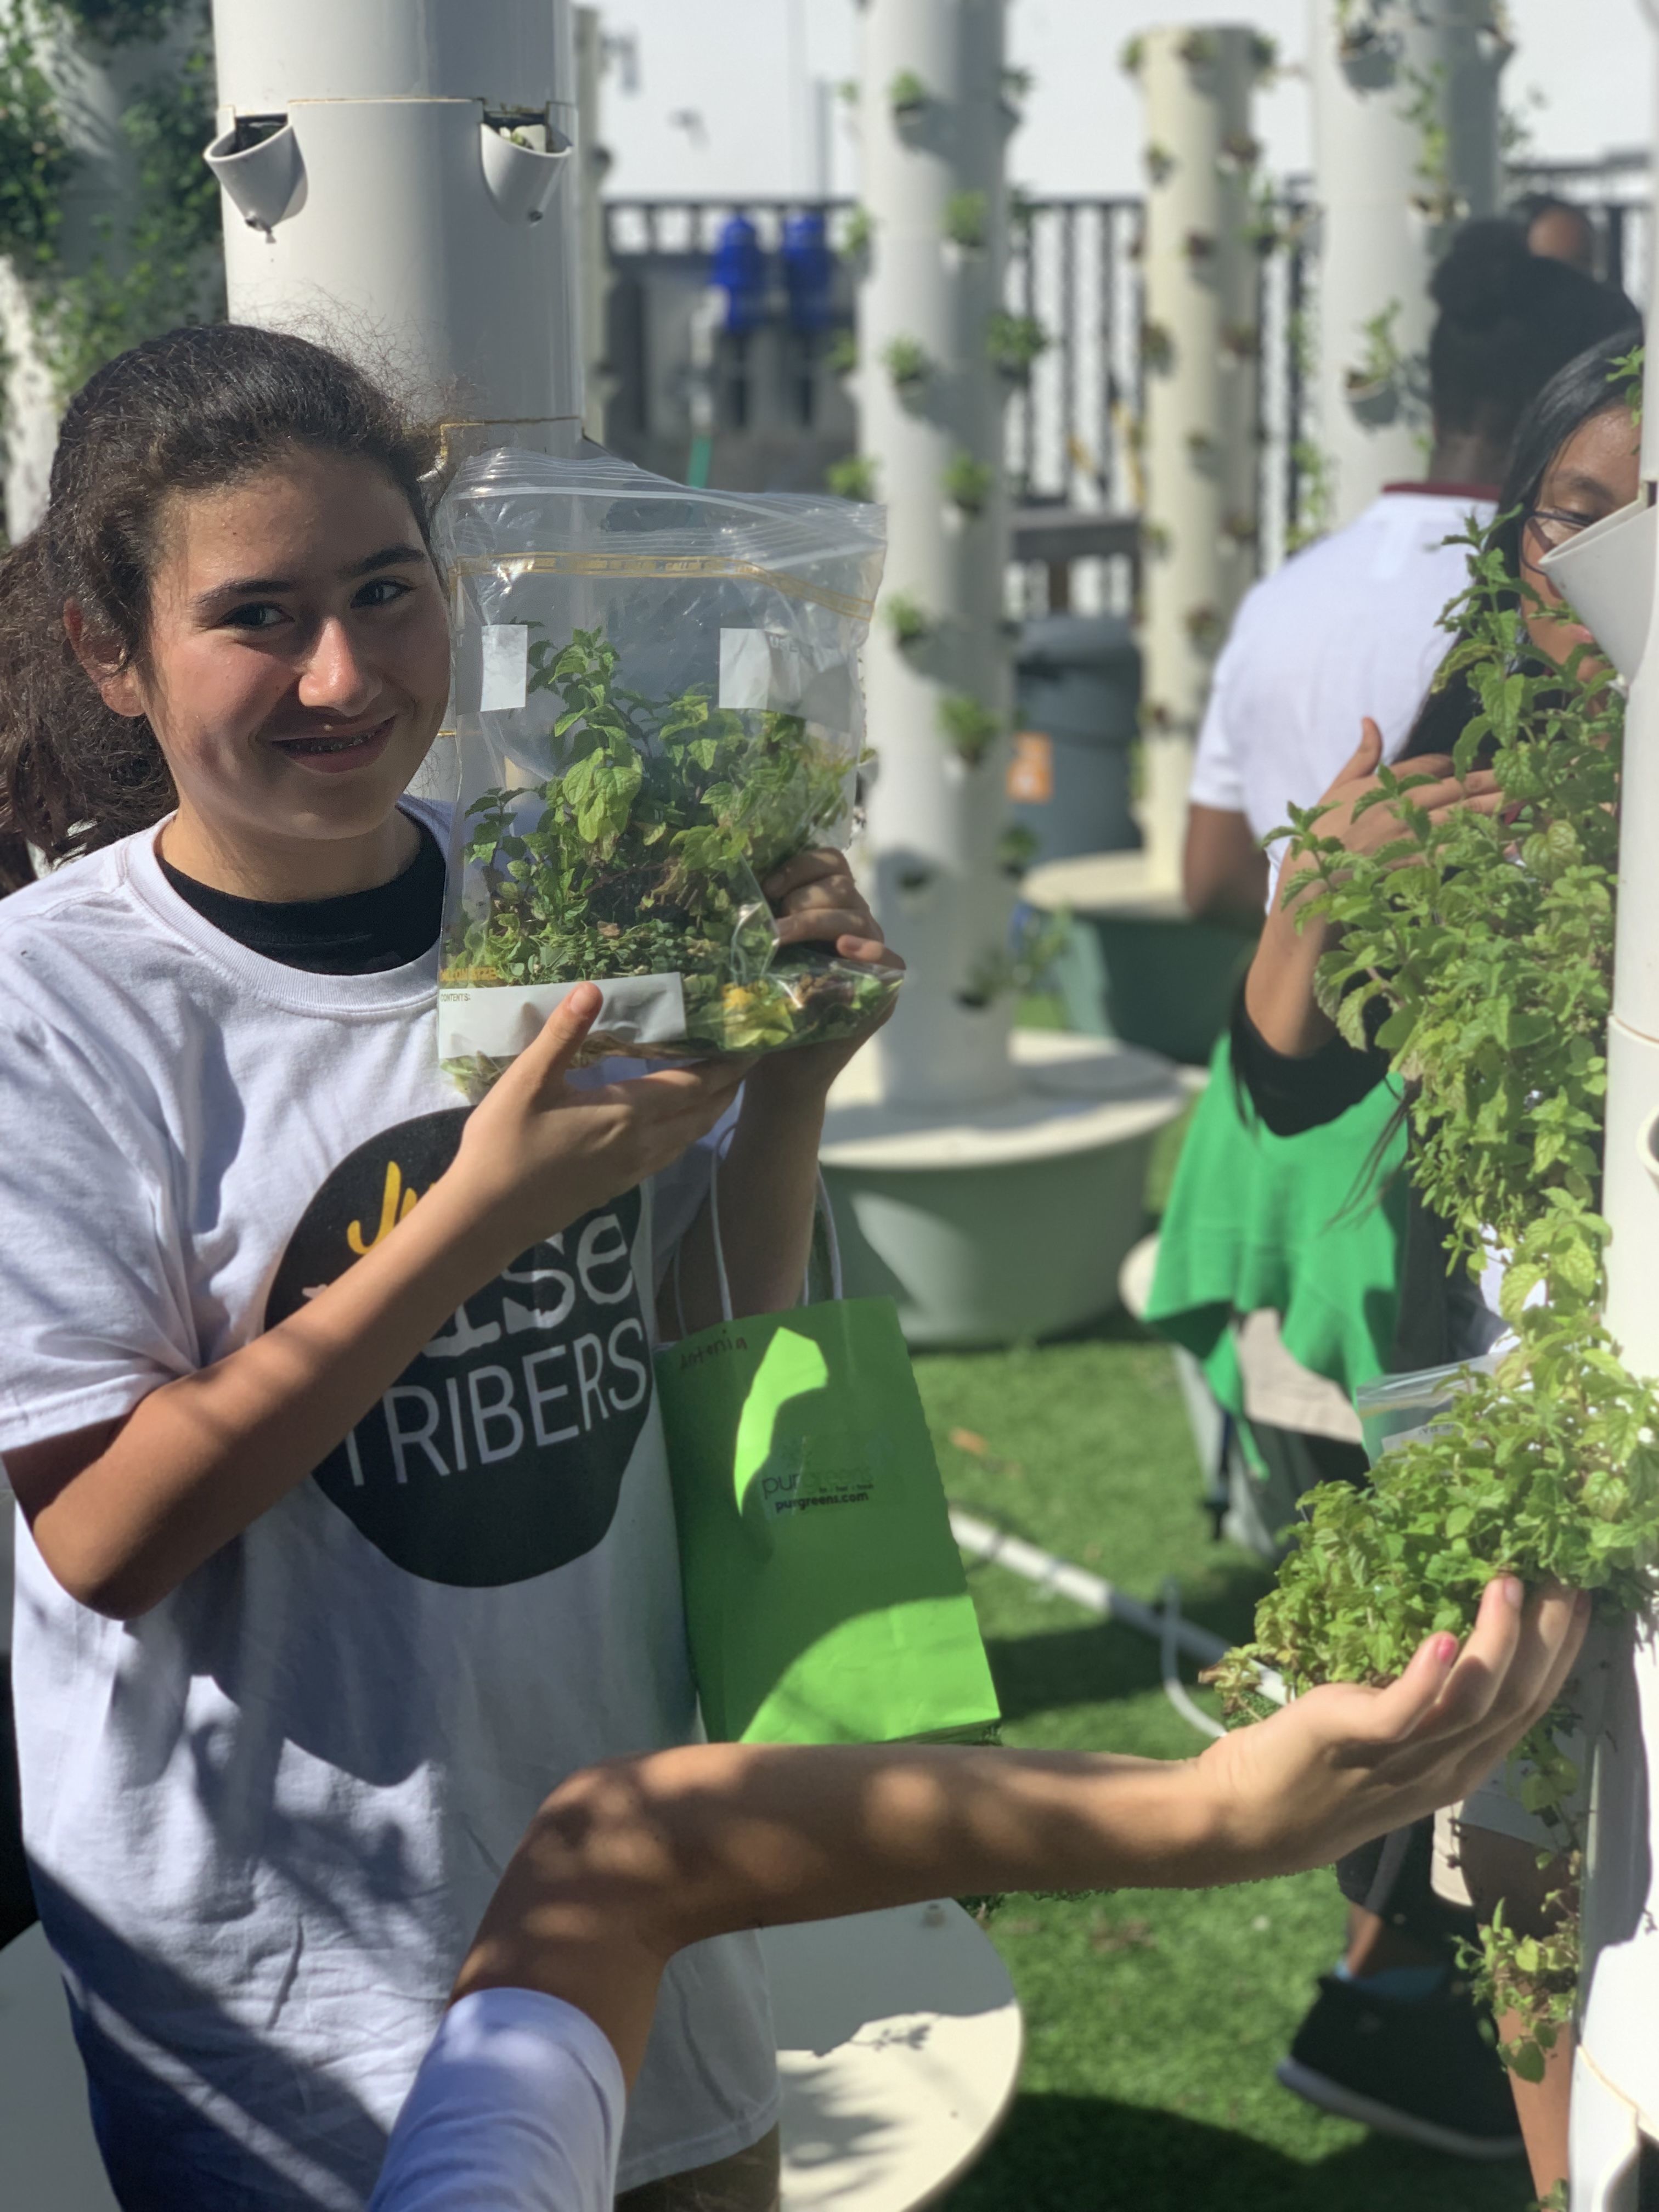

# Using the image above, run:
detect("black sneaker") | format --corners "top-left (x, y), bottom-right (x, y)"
top-left (1276, 1973), bottom-right (1523, 2159)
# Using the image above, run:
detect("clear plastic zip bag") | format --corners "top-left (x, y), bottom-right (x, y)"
top-left (432, 449), bottom-right (895, 1082)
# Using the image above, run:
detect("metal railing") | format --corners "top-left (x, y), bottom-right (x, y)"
top-left (601, 164), bottom-right (1651, 598)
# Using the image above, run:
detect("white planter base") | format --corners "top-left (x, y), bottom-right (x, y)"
top-left (820, 1029), bottom-right (1188, 1348)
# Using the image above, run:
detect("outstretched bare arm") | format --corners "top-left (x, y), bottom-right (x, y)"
top-left (454, 1577), bottom-right (1586, 2084)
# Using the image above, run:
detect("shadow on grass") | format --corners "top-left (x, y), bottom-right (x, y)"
top-left (975, 1552), bottom-right (1274, 1725)
top-left (941, 2091), bottom-right (1530, 2212)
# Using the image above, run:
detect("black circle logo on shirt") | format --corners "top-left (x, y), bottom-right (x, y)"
top-left (266, 1110), bottom-right (651, 1587)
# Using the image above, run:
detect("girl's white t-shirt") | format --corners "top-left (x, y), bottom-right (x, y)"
top-left (368, 1989), bottom-right (625, 2212)
top-left (0, 807), bottom-right (776, 2209)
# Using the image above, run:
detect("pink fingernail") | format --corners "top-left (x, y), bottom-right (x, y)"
top-left (1501, 1576), bottom-right (1525, 1610)
top-left (1433, 1633), bottom-right (1458, 1667)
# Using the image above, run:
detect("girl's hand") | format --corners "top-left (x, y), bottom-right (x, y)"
top-left (764, 845), bottom-right (896, 970)
top-left (755, 847), bottom-right (905, 1094)
top-left (448, 984), bottom-right (747, 1255)
top-left (1193, 1578), bottom-right (1589, 1882)
top-left (1276, 718), bottom-right (1502, 918)
top-left (1248, 717), bottom-right (1504, 1056)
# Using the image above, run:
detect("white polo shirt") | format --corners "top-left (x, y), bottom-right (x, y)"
top-left (1189, 488), bottom-right (1496, 895)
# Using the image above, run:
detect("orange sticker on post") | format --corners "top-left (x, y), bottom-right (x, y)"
top-left (1007, 730), bottom-right (1054, 804)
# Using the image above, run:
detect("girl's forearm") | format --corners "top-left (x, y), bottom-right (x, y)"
top-left (669, 1073), bottom-right (826, 1331)
top-left (25, 1176), bottom-right (519, 1618)
top-left (1243, 889), bottom-right (1339, 1057)
top-left (454, 1742), bottom-right (1218, 2084)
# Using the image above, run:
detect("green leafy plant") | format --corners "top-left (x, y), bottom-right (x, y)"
top-left (1347, 300), bottom-right (1406, 392)
top-left (1119, 34), bottom-right (1145, 76)
top-left (825, 329), bottom-right (857, 378)
top-left (1, 1), bottom-right (222, 413)
top-left (841, 204), bottom-right (873, 256)
top-left (997, 823), bottom-right (1040, 878)
top-left (943, 451), bottom-right (995, 515)
top-left (1401, 60), bottom-right (1457, 222)
top-left (986, 309), bottom-right (1048, 381)
top-left (444, 627), bottom-right (896, 1068)
top-left (943, 189), bottom-right (989, 250)
top-left (884, 591), bottom-right (930, 647)
top-left (1179, 29), bottom-right (1218, 66)
top-left (1215, 506), bottom-right (1659, 2073)
top-left (1144, 140), bottom-right (1175, 187)
top-left (42, 30), bottom-right (222, 396)
top-left (888, 67), bottom-right (926, 115)
top-left (1141, 320), bottom-right (1174, 375)
top-left (827, 453), bottom-right (877, 503)
top-left (882, 334), bottom-right (930, 389)
top-left (0, 20), bottom-right (71, 268)
top-left (938, 692), bottom-right (1001, 766)
top-left (1613, 341), bottom-right (1644, 428)
top-left (958, 909), bottom-right (1070, 1009)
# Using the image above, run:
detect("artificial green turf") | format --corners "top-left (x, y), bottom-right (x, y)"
top-left (919, 1321), bottom-right (1534, 2212)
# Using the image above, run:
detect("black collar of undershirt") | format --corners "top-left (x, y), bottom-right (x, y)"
top-left (159, 821), bottom-right (445, 975)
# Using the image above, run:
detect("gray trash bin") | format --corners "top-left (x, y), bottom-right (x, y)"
top-left (1009, 614), bottom-right (1141, 865)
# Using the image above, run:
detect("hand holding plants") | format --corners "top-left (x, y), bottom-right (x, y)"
top-left (1277, 716), bottom-right (1503, 909)
top-left (1200, 1578), bottom-right (1588, 1882)
top-left (445, 627), bottom-right (902, 1071)
top-left (449, 983), bottom-right (747, 1257)
top-left (749, 845), bottom-right (905, 1094)
top-left (1248, 716), bottom-right (1503, 1057)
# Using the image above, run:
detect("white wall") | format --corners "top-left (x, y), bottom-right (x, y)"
top-left (600, 0), bottom-right (1651, 201)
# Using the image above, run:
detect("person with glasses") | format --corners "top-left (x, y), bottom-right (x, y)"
top-left (1184, 219), bottom-right (1636, 927)
top-left (1232, 329), bottom-right (1641, 2203)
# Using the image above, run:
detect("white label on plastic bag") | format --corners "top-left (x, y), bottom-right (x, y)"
top-left (439, 975), bottom-right (688, 1062)
top-left (479, 624), bottom-right (529, 712)
top-left (718, 628), bottom-right (856, 731)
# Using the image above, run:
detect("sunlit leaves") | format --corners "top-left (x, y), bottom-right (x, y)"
top-left (448, 624), bottom-right (894, 1055)
top-left (1227, 517), bottom-right (1659, 2069)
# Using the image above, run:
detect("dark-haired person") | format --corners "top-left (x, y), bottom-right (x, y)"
top-left (368, 1574), bottom-right (1585, 2209)
top-left (1183, 217), bottom-right (1635, 924)
top-left (1517, 191), bottom-right (1599, 276)
top-left (0, 325), bottom-right (901, 2212)
top-left (1234, 331), bottom-right (1642, 2203)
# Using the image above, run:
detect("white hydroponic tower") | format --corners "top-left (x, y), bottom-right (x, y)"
top-left (1137, 23), bottom-right (1260, 894)
top-left (1311, 0), bottom-right (1509, 527)
top-left (819, 0), bottom-right (1188, 1347)
top-left (205, 0), bottom-right (583, 463)
top-left (855, 0), bottom-right (1016, 1108)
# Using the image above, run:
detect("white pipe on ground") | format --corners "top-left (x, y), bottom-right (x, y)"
top-left (206, 0), bottom-right (583, 466)
top-left (1135, 25), bottom-right (1260, 895)
top-left (856, 0), bottom-right (1017, 1111)
top-left (1310, 0), bottom-right (1509, 529)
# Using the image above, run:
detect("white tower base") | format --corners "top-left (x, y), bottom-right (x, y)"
top-left (821, 1030), bottom-right (1188, 1347)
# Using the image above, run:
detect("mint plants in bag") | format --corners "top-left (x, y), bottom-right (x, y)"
top-left (432, 450), bottom-right (895, 1078)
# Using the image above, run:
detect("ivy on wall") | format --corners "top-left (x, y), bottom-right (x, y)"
top-left (0, 18), bottom-right (71, 268)
top-left (46, 31), bottom-right (223, 397)
top-left (1, 0), bottom-right (222, 516)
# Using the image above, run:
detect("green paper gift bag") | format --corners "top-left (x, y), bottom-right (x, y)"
top-left (657, 1175), bottom-right (1000, 1746)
